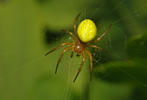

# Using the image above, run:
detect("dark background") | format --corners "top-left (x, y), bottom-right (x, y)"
top-left (0, 0), bottom-right (147, 100)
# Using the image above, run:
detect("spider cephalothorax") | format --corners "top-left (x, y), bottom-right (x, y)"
top-left (45, 13), bottom-right (112, 82)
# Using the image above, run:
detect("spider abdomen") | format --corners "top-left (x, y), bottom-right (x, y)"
top-left (77, 19), bottom-right (97, 43)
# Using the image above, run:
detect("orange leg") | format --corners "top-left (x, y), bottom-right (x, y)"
top-left (61, 30), bottom-right (78, 41)
top-left (93, 24), bottom-right (112, 43)
top-left (70, 50), bottom-right (74, 58)
top-left (73, 12), bottom-right (81, 34)
top-left (73, 51), bottom-right (86, 82)
top-left (88, 45), bottom-right (103, 51)
top-left (86, 50), bottom-right (93, 81)
top-left (45, 42), bottom-right (73, 56)
top-left (55, 46), bottom-right (73, 74)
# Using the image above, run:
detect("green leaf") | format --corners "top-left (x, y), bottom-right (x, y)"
top-left (94, 59), bottom-right (147, 87)
top-left (94, 33), bottom-right (147, 87)
top-left (127, 33), bottom-right (147, 59)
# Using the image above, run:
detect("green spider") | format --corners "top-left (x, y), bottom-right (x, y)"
top-left (45, 13), bottom-right (112, 82)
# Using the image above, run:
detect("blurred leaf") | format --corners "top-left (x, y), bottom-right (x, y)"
top-left (94, 33), bottom-right (147, 87)
top-left (127, 33), bottom-right (147, 59)
top-left (95, 59), bottom-right (147, 86)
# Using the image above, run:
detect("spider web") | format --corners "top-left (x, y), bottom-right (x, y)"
top-left (90, 0), bottom-right (147, 89)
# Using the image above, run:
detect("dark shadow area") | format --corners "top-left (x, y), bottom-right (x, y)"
top-left (43, 27), bottom-right (67, 44)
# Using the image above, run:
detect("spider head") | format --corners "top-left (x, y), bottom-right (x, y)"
top-left (74, 42), bottom-right (84, 54)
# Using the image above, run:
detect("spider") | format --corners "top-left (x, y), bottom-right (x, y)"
top-left (45, 13), bottom-right (112, 82)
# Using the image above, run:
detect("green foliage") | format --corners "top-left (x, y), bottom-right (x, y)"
top-left (127, 33), bottom-right (147, 59)
top-left (95, 33), bottom-right (147, 86)
top-left (0, 0), bottom-right (147, 100)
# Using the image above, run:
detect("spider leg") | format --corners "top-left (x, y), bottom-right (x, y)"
top-left (70, 50), bottom-right (74, 58)
top-left (85, 50), bottom-right (93, 81)
top-left (61, 30), bottom-right (78, 41)
top-left (93, 24), bottom-right (112, 43)
top-left (73, 12), bottom-right (81, 34)
top-left (45, 42), bottom-right (73, 56)
top-left (88, 45), bottom-right (109, 53)
top-left (88, 45), bottom-right (103, 51)
top-left (55, 46), bottom-right (73, 74)
top-left (73, 51), bottom-right (86, 82)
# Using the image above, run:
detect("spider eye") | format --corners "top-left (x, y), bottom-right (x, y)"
top-left (77, 19), bottom-right (97, 43)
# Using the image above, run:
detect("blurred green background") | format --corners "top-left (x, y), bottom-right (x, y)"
top-left (0, 0), bottom-right (147, 100)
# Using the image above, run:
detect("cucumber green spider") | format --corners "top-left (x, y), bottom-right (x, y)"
top-left (45, 13), bottom-right (112, 82)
